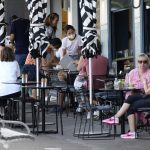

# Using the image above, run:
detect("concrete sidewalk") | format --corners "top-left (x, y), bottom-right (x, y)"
top-left (0, 115), bottom-right (149, 150)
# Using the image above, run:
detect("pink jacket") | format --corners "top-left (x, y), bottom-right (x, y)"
top-left (125, 68), bottom-right (150, 99)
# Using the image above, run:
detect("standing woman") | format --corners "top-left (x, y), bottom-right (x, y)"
top-left (45, 13), bottom-right (59, 40)
top-left (0, 46), bottom-right (21, 112)
top-left (60, 25), bottom-right (83, 60)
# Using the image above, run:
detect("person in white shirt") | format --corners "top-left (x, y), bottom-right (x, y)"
top-left (61, 25), bottom-right (83, 60)
top-left (0, 46), bottom-right (21, 101)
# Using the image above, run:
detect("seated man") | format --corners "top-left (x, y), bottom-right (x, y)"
top-left (77, 40), bottom-right (109, 89)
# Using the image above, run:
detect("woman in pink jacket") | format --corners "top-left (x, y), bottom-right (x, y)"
top-left (103, 53), bottom-right (150, 139)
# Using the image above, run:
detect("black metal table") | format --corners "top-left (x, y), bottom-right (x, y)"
top-left (28, 85), bottom-right (66, 133)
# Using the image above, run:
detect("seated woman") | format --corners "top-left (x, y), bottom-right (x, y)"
top-left (0, 46), bottom-right (21, 115)
top-left (103, 53), bottom-right (150, 139)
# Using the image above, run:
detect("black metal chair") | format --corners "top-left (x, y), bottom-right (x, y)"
top-left (73, 75), bottom-right (119, 139)
top-left (136, 108), bottom-right (150, 138)
top-left (73, 90), bottom-right (117, 139)
top-left (34, 89), bottom-right (63, 135)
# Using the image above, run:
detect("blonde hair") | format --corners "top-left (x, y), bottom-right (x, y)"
top-left (138, 53), bottom-right (149, 60)
top-left (57, 71), bottom-right (67, 81)
top-left (138, 53), bottom-right (149, 65)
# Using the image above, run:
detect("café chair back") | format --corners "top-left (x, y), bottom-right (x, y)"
top-left (0, 119), bottom-right (34, 150)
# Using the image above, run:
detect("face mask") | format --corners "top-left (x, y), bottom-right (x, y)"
top-left (68, 34), bottom-right (76, 40)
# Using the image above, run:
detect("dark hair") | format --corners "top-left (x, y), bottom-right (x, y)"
top-left (45, 13), bottom-right (59, 32)
top-left (0, 46), bottom-right (15, 62)
top-left (49, 38), bottom-right (62, 49)
top-left (64, 25), bottom-right (75, 34)
top-left (11, 15), bottom-right (18, 22)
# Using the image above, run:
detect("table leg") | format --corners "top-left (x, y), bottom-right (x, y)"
top-left (41, 88), bottom-right (45, 132)
top-left (120, 91), bottom-right (125, 134)
top-left (22, 87), bottom-right (26, 123)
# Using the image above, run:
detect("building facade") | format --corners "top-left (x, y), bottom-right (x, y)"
top-left (4, 0), bottom-right (150, 73)
top-left (100, 0), bottom-right (150, 73)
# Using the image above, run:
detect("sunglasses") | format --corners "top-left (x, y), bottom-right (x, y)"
top-left (138, 60), bottom-right (148, 64)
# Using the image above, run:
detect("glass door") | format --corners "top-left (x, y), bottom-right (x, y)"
top-left (110, 0), bottom-right (134, 74)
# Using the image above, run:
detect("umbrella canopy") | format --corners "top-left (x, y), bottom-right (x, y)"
top-left (25, 0), bottom-right (49, 58)
top-left (79, 0), bottom-right (98, 105)
top-left (79, 0), bottom-right (97, 59)
top-left (0, 0), bottom-right (6, 45)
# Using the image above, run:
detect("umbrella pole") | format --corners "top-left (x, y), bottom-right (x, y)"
top-left (36, 57), bottom-right (40, 98)
top-left (89, 58), bottom-right (94, 133)
top-left (89, 58), bottom-right (92, 105)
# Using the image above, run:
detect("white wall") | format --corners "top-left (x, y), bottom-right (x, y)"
top-left (47, 0), bottom-right (51, 15)
top-left (50, 0), bottom-right (62, 38)
top-left (68, 0), bottom-right (78, 33)
top-left (5, 0), bottom-right (28, 21)
top-left (4, 0), bottom-right (29, 33)
top-left (100, 0), bottom-right (109, 58)
top-left (133, 6), bottom-right (142, 67)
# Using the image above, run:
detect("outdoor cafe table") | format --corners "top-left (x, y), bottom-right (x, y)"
top-left (27, 85), bottom-right (67, 133)
top-left (98, 87), bottom-right (141, 134)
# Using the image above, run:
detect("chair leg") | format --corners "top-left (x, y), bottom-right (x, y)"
top-left (65, 92), bottom-right (69, 117)
top-left (36, 105), bottom-right (40, 135)
top-left (31, 103), bottom-right (35, 134)
top-left (78, 113), bottom-right (84, 138)
top-left (8, 100), bottom-right (12, 120)
top-left (60, 108), bottom-right (63, 135)
top-left (87, 112), bottom-right (93, 138)
top-left (56, 107), bottom-right (58, 133)
top-left (17, 101), bottom-right (20, 120)
top-left (73, 113), bottom-right (78, 136)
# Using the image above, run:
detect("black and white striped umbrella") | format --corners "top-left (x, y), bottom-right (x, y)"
top-left (79, 0), bottom-right (97, 58)
top-left (25, 0), bottom-right (49, 58)
top-left (0, 0), bottom-right (6, 45)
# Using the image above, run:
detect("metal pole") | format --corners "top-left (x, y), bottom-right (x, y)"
top-left (36, 57), bottom-right (40, 98)
top-left (89, 57), bottom-right (94, 133)
top-left (89, 58), bottom-right (92, 105)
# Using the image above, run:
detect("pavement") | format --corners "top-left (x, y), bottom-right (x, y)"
top-left (0, 113), bottom-right (150, 150)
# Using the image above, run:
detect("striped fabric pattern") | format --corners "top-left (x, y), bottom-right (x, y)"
top-left (79, 0), bottom-right (97, 58)
top-left (0, 0), bottom-right (6, 45)
top-left (25, 0), bottom-right (49, 57)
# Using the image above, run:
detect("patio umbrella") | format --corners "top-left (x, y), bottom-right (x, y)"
top-left (25, 0), bottom-right (49, 56)
top-left (25, 0), bottom-right (49, 96)
top-left (0, 0), bottom-right (6, 45)
top-left (79, 0), bottom-right (98, 105)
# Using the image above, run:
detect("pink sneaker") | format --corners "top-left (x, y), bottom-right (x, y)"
top-left (120, 132), bottom-right (137, 139)
top-left (102, 116), bottom-right (119, 124)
